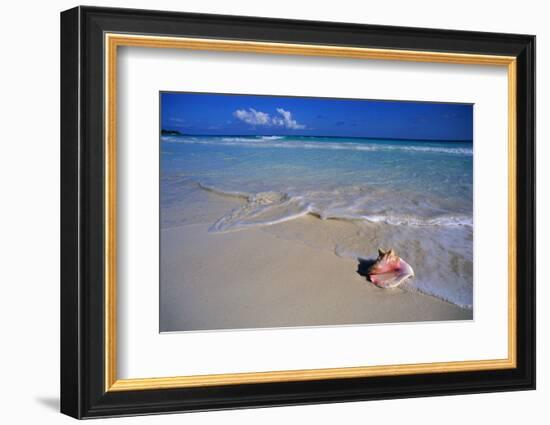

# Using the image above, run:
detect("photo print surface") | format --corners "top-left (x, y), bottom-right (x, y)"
top-left (159, 92), bottom-right (474, 332)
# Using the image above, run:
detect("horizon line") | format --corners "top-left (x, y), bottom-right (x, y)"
top-left (160, 129), bottom-right (473, 143)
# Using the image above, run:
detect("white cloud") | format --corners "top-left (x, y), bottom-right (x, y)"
top-left (233, 108), bottom-right (305, 129)
top-left (275, 108), bottom-right (305, 129)
top-left (233, 108), bottom-right (271, 126)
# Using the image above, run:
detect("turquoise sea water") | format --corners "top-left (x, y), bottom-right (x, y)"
top-left (161, 135), bottom-right (473, 309)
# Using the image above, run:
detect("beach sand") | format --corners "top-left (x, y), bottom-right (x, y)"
top-left (160, 202), bottom-right (472, 332)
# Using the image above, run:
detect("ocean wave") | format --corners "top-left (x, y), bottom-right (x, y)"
top-left (220, 135), bottom-right (286, 142)
top-left (197, 182), bottom-right (250, 201)
top-left (162, 136), bottom-right (472, 155)
top-left (351, 213), bottom-right (473, 227)
top-left (195, 183), bottom-right (473, 233)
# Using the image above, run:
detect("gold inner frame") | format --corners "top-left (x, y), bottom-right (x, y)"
top-left (104, 33), bottom-right (517, 392)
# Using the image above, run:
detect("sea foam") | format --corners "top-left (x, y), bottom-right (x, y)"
top-left (163, 135), bottom-right (472, 155)
top-left (198, 183), bottom-right (473, 233)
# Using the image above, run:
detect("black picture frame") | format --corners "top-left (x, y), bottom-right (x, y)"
top-left (61, 5), bottom-right (535, 419)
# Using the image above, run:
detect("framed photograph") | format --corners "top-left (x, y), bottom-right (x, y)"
top-left (60, 6), bottom-right (535, 419)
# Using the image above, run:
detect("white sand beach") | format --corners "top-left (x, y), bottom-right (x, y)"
top-left (160, 202), bottom-right (472, 332)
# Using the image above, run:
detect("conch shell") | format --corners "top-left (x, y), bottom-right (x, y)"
top-left (367, 248), bottom-right (414, 288)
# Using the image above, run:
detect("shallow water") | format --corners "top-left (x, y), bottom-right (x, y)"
top-left (161, 135), bottom-right (473, 309)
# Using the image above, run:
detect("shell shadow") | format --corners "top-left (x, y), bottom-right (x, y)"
top-left (356, 257), bottom-right (377, 280)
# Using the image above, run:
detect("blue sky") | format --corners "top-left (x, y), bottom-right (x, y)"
top-left (161, 92), bottom-right (473, 141)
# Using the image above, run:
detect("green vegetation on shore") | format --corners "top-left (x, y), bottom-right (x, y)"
top-left (161, 129), bottom-right (183, 136)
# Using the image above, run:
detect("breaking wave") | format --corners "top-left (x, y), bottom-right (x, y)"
top-left (162, 135), bottom-right (472, 156)
top-left (196, 182), bottom-right (473, 233)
